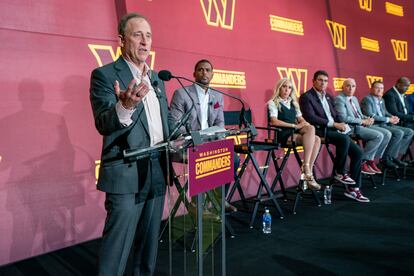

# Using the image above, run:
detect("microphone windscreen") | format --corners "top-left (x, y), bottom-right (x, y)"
top-left (158, 70), bottom-right (172, 81)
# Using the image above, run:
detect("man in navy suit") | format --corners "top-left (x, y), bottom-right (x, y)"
top-left (89, 13), bottom-right (169, 276)
top-left (300, 70), bottom-right (369, 203)
top-left (383, 77), bottom-right (414, 130)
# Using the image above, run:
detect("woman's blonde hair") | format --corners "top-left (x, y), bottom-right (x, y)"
top-left (270, 77), bottom-right (299, 111)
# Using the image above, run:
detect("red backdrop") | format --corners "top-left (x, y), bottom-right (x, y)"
top-left (0, 0), bottom-right (413, 265)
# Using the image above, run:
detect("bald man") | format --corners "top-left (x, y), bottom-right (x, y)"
top-left (383, 77), bottom-right (414, 129)
top-left (334, 78), bottom-right (390, 174)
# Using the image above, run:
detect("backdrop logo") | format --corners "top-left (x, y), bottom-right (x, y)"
top-left (88, 44), bottom-right (156, 68)
top-left (385, 2), bottom-right (404, 16)
top-left (390, 39), bottom-right (408, 61)
top-left (360, 37), bottom-right (380, 52)
top-left (95, 160), bottom-right (100, 184)
top-left (269, 15), bottom-right (304, 36)
top-left (325, 20), bottom-right (347, 50)
top-left (333, 78), bottom-right (347, 91)
top-left (407, 84), bottom-right (414, 95)
top-left (276, 67), bottom-right (308, 97)
top-left (366, 75), bottom-right (383, 88)
top-left (210, 69), bottom-right (246, 89)
top-left (359, 0), bottom-right (372, 12)
top-left (200, 0), bottom-right (236, 30)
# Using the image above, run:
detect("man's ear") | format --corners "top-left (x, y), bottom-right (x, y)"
top-left (118, 35), bottom-right (124, 47)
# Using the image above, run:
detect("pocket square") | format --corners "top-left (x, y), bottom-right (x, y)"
top-left (214, 102), bottom-right (220, 109)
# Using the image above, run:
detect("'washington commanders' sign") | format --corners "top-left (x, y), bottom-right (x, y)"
top-left (188, 139), bottom-right (234, 196)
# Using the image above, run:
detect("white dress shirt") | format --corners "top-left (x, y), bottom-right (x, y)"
top-left (195, 84), bottom-right (210, 130)
top-left (116, 58), bottom-right (164, 146)
top-left (267, 97), bottom-right (302, 118)
top-left (316, 90), bottom-right (335, 127)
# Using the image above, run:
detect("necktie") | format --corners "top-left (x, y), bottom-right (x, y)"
top-left (349, 99), bottom-right (360, 118)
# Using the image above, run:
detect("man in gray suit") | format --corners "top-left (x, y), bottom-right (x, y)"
top-left (89, 13), bottom-right (169, 276)
top-left (334, 78), bottom-right (390, 174)
top-left (169, 59), bottom-right (224, 134)
top-left (169, 59), bottom-right (237, 212)
top-left (361, 81), bottom-right (414, 168)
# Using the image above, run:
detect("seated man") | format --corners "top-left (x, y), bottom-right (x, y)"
top-left (299, 70), bottom-right (369, 203)
top-left (361, 81), bottom-right (414, 167)
top-left (334, 78), bottom-right (390, 174)
top-left (383, 77), bottom-right (414, 129)
top-left (169, 59), bottom-right (238, 212)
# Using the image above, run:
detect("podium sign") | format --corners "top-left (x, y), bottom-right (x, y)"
top-left (188, 139), bottom-right (234, 197)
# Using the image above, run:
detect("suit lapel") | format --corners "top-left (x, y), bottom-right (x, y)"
top-left (189, 84), bottom-right (202, 127)
top-left (151, 71), bottom-right (169, 140)
top-left (114, 57), bottom-right (150, 137)
top-left (208, 92), bottom-right (216, 126)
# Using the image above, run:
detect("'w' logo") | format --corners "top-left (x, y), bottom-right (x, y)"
top-left (325, 20), bottom-right (347, 50)
top-left (366, 75), bottom-right (383, 88)
top-left (276, 67), bottom-right (308, 98)
top-left (390, 39), bottom-right (408, 61)
top-left (359, 0), bottom-right (372, 12)
top-left (88, 44), bottom-right (156, 68)
top-left (200, 0), bottom-right (236, 30)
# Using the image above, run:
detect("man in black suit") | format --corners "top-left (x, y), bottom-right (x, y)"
top-left (89, 13), bottom-right (169, 276)
top-left (299, 70), bottom-right (368, 203)
top-left (383, 77), bottom-right (414, 129)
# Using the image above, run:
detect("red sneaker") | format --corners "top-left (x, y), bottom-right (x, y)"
top-left (361, 162), bottom-right (376, 175)
top-left (367, 160), bottom-right (382, 174)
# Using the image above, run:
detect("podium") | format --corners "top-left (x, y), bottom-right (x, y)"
top-left (124, 127), bottom-right (238, 276)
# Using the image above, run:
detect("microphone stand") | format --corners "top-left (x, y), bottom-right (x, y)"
top-left (166, 77), bottom-right (203, 146)
top-left (172, 76), bottom-right (257, 137)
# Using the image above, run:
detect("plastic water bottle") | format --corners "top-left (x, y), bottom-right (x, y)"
top-left (324, 185), bottom-right (332, 204)
top-left (262, 208), bottom-right (272, 234)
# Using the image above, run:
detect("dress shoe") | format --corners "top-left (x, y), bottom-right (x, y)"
top-left (393, 158), bottom-right (408, 167)
top-left (381, 159), bottom-right (399, 168)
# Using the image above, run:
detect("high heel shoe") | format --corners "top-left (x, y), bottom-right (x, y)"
top-left (301, 163), bottom-right (321, 190)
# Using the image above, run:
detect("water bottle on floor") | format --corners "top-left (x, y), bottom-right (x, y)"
top-left (262, 208), bottom-right (272, 234)
top-left (324, 185), bottom-right (332, 204)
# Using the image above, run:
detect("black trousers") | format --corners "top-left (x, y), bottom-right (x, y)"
top-left (325, 130), bottom-right (363, 188)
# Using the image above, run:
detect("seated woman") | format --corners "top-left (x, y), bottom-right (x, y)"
top-left (268, 78), bottom-right (321, 190)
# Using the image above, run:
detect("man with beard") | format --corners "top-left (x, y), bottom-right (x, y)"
top-left (169, 59), bottom-right (238, 212)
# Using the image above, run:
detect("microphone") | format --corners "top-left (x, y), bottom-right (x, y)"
top-left (158, 70), bottom-right (256, 135)
top-left (160, 70), bottom-right (195, 141)
top-left (158, 70), bottom-right (172, 81)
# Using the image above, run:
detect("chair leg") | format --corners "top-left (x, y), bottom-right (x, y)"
top-left (292, 186), bottom-right (302, 215)
top-left (248, 155), bottom-right (284, 228)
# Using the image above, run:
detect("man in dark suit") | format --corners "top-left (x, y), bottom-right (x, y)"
top-left (89, 13), bottom-right (169, 276)
top-left (361, 81), bottom-right (413, 168)
top-left (300, 70), bottom-right (369, 203)
top-left (383, 77), bottom-right (414, 129)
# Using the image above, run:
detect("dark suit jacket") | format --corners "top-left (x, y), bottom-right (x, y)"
top-left (383, 87), bottom-right (414, 122)
top-left (299, 87), bottom-right (340, 135)
top-left (90, 57), bottom-right (169, 194)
